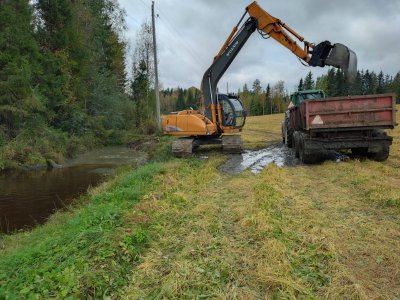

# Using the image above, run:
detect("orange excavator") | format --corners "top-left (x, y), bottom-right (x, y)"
top-left (162, 1), bottom-right (357, 155)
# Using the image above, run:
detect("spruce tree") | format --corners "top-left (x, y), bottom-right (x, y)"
top-left (392, 72), bottom-right (400, 103)
top-left (0, 0), bottom-right (43, 137)
top-left (377, 71), bottom-right (385, 94)
top-left (303, 71), bottom-right (315, 90)
top-left (326, 68), bottom-right (337, 97)
top-left (175, 88), bottom-right (185, 111)
top-left (297, 78), bottom-right (304, 91)
top-left (350, 71), bottom-right (363, 95)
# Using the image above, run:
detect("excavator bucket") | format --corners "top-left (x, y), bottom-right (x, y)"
top-left (309, 41), bottom-right (357, 79)
top-left (325, 44), bottom-right (357, 75)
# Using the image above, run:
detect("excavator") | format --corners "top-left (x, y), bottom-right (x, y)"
top-left (162, 1), bottom-right (357, 156)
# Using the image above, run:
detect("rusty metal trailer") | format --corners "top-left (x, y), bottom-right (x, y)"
top-left (288, 94), bottom-right (397, 163)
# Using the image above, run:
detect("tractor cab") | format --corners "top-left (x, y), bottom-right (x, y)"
top-left (218, 93), bottom-right (247, 127)
top-left (291, 90), bottom-right (325, 106)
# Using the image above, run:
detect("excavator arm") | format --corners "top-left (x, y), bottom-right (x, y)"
top-left (201, 1), bottom-right (357, 125)
top-left (246, 2), bottom-right (357, 71)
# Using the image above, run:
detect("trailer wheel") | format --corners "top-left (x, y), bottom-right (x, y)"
top-left (368, 146), bottom-right (389, 162)
top-left (284, 118), bottom-right (294, 148)
top-left (298, 134), bottom-right (320, 164)
top-left (298, 135), bottom-right (310, 163)
top-left (293, 132), bottom-right (300, 158)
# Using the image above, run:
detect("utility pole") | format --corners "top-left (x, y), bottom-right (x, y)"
top-left (152, 1), bottom-right (161, 130)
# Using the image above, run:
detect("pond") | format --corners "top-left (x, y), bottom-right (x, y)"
top-left (0, 147), bottom-right (147, 234)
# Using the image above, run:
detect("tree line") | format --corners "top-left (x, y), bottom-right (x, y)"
top-left (162, 69), bottom-right (400, 118)
top-left (310, 69), bottom-right (400, 99)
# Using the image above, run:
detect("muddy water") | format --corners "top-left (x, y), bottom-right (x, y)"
top-left (0, 147), bottom-right (147, 234)
top-left (219, 144), bottom-right (300, 175)
top-left (219, 144), bottom-right (349, 175)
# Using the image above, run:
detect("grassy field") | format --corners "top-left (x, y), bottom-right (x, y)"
top-left (1, 108), bottom-right (399, 299)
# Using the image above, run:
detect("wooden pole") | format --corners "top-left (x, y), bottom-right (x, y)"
top-left (152, 1), bottom-right (161, 130)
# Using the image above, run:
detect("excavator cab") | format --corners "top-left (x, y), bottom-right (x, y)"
top-left (218, 94), bottom-right (247, 127)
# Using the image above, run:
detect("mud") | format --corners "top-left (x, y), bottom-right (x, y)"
top-left (219, 144), bottom-right (299, 175)
top-left (219, 143), bottom-right (349, 175)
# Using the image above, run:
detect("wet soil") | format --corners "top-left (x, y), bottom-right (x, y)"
top-left (219, 144), bottom-right (299, 175)
top-left (219, 143), bottom-right (350, 175)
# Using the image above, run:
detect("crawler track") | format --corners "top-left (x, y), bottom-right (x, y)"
top-left (172, 135), bottom-right (243, 156)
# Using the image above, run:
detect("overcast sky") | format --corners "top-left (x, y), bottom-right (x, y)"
top-left (119, 0), bottom-right (400, 93)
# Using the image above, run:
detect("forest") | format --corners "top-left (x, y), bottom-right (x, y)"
top-left (0, 0), bottom-right (154, 169)
top-left (1, 1), bottom-right (399, 169)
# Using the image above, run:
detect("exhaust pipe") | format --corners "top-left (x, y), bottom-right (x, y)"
top-left (309, 41), bottom-right (357, 80)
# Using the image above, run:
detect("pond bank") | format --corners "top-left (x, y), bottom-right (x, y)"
top-left (0, 146), bottom-right (149, 234)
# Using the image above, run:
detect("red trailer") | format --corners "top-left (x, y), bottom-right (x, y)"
top-left (285, 93), bottom-right (397, 163)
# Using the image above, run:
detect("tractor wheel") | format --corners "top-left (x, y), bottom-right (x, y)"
top-left (351, 147), bottom-right (368, 156)
top-left (368, 146), bottom-right (389, 162)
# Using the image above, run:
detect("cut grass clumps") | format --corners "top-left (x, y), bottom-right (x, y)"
top-left (251, 174), bottom-right (336, 298)
top-left (0, 163), bottom-right (166, 299)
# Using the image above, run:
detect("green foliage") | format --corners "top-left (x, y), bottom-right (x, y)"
top-left (148, 136), bottom-right (173, 162)
top-left (160, 87), bottom-right (201, 114)
top-left (252, 79), bottom-right (262, 94)
top-left (185, 88), bottom-right (199, 109)
top-left (0, 0), bottom-right (140, 167)
top-left (311, 68), bottom-right (400, 98)
top-left (297, 78), bottom-right (304, 91)
top-left (249, 96), bottom-right (263, 116)
top-left (175, 88), bottom-right (186, 111)
top-left (0, 163), bottom-right (166, 298)
top-left (303, 71), bottom-right (315, 90)
top-left (0, 0), bottom-right (42, 137)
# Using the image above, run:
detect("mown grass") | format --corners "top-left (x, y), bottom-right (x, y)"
top-left (1, 107), bottom-right (399, 299)
top-left (121, 106), bottom-right (400, 298)
top-left (242, 113), bottom-right (284, 149)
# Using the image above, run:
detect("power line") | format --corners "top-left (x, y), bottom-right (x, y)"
top-left (138, 0), bottom-right (150, 9)
top-left (157, 17), bottom-right (205, 67)
top-left (156, 7), bottom-right (208, 66)
top-left (125, 15), bottom-right (141, 28)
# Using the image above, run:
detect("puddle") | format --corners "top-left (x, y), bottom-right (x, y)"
top-left (219, 144), bottom-right (300, 175)
top-left (219, 144), bottom-right (349, 175)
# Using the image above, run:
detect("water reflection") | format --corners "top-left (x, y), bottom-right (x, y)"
top-left (0, 165), bottom-right (109, 233)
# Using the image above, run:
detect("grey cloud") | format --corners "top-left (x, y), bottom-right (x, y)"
top-left (121, 0), bottom-right (400, 92)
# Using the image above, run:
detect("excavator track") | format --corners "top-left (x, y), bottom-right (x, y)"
top-left (222, 135), bottom-right (243, 153)
top-left (172, 137), bottom-right (194, 157)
